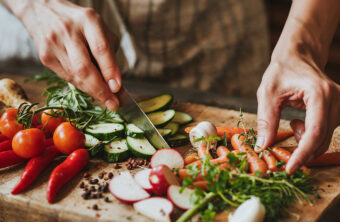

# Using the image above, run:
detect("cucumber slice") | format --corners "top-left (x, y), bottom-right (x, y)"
top-left (102, 139), bottom-right (130, 162)
top-left (138, 94), bottom-right (173, 113)
top-left (126, 136), bottom-right (156, 158)
top-left (147, 109), bottom-right (175, 127)
top-left (85, 123), bottom-right (125, 140)
top-left (167, 134), bottom-right (189, 147)
top-left (126, 123), bottom-right (144, 138)
top-left (163, 122), bottom-right (179, 136)
top-left (157, 128), bottom-right (172, 138)
top-left (172, 111), bottom-right (193, 125)
top-left (85, 134), bottom-right (104, 157)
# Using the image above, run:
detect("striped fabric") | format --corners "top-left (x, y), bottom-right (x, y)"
top-left (72, 0), bottom-right (269, 98)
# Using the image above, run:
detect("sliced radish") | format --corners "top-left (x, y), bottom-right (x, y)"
top-left (134, 169), bottom-right (153, 193)
top-left (109, 171), bottom-right (150, 204)
top-left (167, 185), bottom-right (195, 210)
top-left (149, 164), bottom-right (180, 195)
top-left (134, 197), bottom-right (173, 222)
top-left (150, 148), bottom-right (184, 169)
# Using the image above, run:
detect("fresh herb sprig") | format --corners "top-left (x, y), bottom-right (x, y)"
top-left (177, 151), bottom-right (315, 222)
top-left (22, 69), bottom-right (124, 129)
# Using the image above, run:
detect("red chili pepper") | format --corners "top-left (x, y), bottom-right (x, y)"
top-left (0, 150), bottom-right (26, 168)
top-left (11, 146), bottom-right (59, 195)
top-left (46, 148), bottom-right (89, 203)
top-left (0, 140), bottom-right (11, 152)
top-left (45, 138), bottom-right (54, 147)
top-left (0, 134), bottom-right (8, 142)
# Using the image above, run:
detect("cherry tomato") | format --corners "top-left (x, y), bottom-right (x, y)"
top-left (12, 128), bottom-right (46, 158)
top-left (0, 109), bottom-right (23, 139)
top-left (53, 122), bottom-right (85, 155)
top-left (41, 110), bottom-right (65, 133)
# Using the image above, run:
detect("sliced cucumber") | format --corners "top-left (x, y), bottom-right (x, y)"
top-left (126, 123), bottom-right (144, 138)
top-left (85, 123), bottom-right (125, 140)
top-left (147, 109), bottom-right (175, 127)
top-left (167, 134), bottom-right (189, 147)
top-left (85, 134), bottom-right (100, 147)
top-left (157, 128), bottom-right (172, 138)
top-left (138, 94), bottom-right (173, 113)
top-left (172, 111), bottom-right (193, 125)
top-left (85, 134), bottom-right (104, 157)
top-left (102, 139), bottom-right (130, 162)
top-left (126, 136), bottom-right (156, 158)
top-left (163, 122), bottom-right (180, 136)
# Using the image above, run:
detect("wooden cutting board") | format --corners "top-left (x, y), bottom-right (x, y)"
top-left (1, 76), bottom-right (340, 222)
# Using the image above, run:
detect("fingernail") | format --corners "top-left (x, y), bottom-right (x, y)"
top-left (254, 136), bottom-right (265, 152)
top-left (108, 79), bottom-right (120, 93)
top-left (105, 99), bottom-right (118, 111)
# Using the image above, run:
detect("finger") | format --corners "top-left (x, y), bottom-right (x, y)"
top-left (255, 89), bottom-right (281, 152)
top-left (82, 10), bottom-right (121, 93)
top-left (65, 36), bottom-right (119, 110)
top-left (290, 119), bottom-right (305, 143)
top-left (286, 95), bottom-right (329, 174)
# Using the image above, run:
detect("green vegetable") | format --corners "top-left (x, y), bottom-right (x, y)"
top-left (126, 123), bottom-right (144, 138)
top-left (138, 94), bottom-right (173, 113)
top-left (167, 134), bottom-right (188, 147)
top-left (147, 109), bottom-right (175, 127)
top-left (172, 111), bottom-right (193, 125)
top-left (163, 122), bottom-right (180, 136)
top-left (102, 139), bottom-right (130, 162)
top-left (126, 136), bottom-right (156, 158)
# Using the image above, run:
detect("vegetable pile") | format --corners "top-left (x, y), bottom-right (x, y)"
top-left (107, 116), bottom-right (321, 222)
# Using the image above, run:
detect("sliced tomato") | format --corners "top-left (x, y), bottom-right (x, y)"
top-left (12, 128), bottom-right (46, 158)
top-left (53, 122), bottom-right (85, 155)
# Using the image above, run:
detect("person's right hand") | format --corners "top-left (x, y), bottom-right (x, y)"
top-left (14, 0), bottom-right (121, 110)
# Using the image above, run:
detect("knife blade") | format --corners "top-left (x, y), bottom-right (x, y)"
top-left (117, 87), bottom-right (169, 149)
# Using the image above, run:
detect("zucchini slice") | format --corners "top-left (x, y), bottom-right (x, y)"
top-left (85, 134), bottom-right (100, 148)
top-left (138, 94), bottom-right (173, 113)
top-left (157, 128), bottom-right (172, 138)
top-left (85, 123), bottom-right (125, 140)
top-left (126, 123), bottom-right (144, 138)
top-left (147, 109), bottom-right (175, 127)
top-left (126, 136), bottom-right (156, 158)
top-left (172, 111), bottom-right (193, 125)
top-left (167, 134), bottom-right (189, 147)
top-left (163, 122), bottom-right (179, 136)
top-left (102, 139), bottom-right (130, 162)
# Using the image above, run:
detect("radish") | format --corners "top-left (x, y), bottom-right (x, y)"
top-left (109, 171), bottom-right (150, 204)
top-left (167, 185), bottom-right (194, 210)
top-left (150, 148), bottom-right (184, 169)
top-left (149, 164), bottom-right (180, 195)
top-left (133, 197), bottom-right (173, 222)
top-left (134, 169), bottom-right (153, 193)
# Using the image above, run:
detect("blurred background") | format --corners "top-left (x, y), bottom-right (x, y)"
top-left (0, 0), bottom-right (339, 117)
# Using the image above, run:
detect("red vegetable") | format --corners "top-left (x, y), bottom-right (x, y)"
top-left (0, 140), bottom-right (12, 152)
top-left (0, 150), bottom-right (26, 168)
top-left (12, 128), bottom-right (46, 158)
top-left (41, 110), bottom-right (65, 133)
top-left (0, 109), bottom-right (23, 139)
top-left (0, 134), bottom-right (8, 142)
top-left (53, 122), bottom-right (85, 155)
top-left (45, 138), bottom-right (54, 147)
top-left (46, 148), bottom-right (89, 203)
top-left (12, 146), bottom-right (59, 194)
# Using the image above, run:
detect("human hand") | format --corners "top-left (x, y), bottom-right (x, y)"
top-left (255, 54), bottom-right (340, 174)
top-left (14, 0), bottom-right (121, 110)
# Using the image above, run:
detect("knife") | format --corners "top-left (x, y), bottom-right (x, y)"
top-left (117, 87), bottom-right (169, 149)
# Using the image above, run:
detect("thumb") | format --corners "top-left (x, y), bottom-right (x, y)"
top-left (290, 119), bottom-right (305, 143)
top-left (255, 94), bottom-right (281, 153)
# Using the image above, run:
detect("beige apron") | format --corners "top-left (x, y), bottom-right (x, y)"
top-left (72, 0), bottom-right (269, 98)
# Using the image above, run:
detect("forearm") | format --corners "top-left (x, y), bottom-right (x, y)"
top-left (272, 0), bottom-right (340, 69)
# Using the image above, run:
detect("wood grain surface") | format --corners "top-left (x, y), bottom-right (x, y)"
top-left (0, 74), bottom-right (340, 222)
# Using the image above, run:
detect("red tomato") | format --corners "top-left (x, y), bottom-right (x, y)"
top-left (53, 122), bottom-right (85, 155)
top-left (12, 128), bottom-right (46, 158)
top-left (0, 109), bottom-right (23, 139)
top-left (41, 110), bottom-right (65, 133)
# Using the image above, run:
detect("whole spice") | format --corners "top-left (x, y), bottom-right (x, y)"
top-left (12, 146), bottom-right (59, 194)
top-left (46, 149), bottom-right (89, 203)
top-left (90, 179), bottom-right (99, 184)
top-left (108, 172), bottom-right (113, 179)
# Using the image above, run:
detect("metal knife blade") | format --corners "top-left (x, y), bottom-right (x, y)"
top-left (117, 87), bottom-right (169, 149)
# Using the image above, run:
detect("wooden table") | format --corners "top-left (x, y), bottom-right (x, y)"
top-left (0, 73), bottom-right (340, 222)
